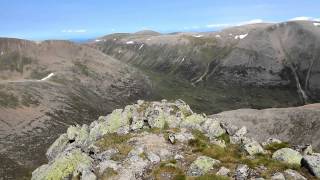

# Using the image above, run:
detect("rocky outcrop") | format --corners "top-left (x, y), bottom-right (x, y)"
top-left (210, 104), bottom-right (320, 150)
top-left (31, 100), bottom-right (319, 180)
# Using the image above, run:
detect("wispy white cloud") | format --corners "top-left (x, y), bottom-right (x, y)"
top-left (61, 29), bottom-right (87, 33)
top-left (206, 19), bottom-right (265, 28)
top-left (290, 16), bottom-right (320, 21)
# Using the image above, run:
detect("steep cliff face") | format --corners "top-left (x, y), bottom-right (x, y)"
top-left (0, 38), bottom-right (152, 179)
top-left (91, 21), bottom-right (320, 112)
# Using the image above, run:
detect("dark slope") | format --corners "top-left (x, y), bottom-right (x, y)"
top-left (91, 21), bottom-right (320, 113)
top-left (0, 38), bottom-right (152, 179)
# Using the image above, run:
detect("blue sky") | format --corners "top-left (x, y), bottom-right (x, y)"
top-left (0, 0), bottom-right (319, 40)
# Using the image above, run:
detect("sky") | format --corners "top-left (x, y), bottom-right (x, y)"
top-left (0, 0), bottom-right (319, 40)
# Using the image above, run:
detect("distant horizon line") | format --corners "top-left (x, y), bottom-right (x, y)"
top-left (1, 19), bottom-right (319, 42)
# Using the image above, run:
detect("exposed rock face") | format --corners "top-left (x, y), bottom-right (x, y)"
top-left (210, 104), bottom-right (320, 150)
top-left (31, 100), bottom-right (319, 180)
top-left (272, 148), bottom-right (302, 165)
top-left (302, 154), bottom-right (320, 177)
top-left (0, 38), bottom-right (152, 179)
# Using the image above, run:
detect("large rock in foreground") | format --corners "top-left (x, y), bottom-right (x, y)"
top-left (31, 100), bottom-right (317, 180)
top-left (302, 154), bottom-right (320, 178)
top-left (272, 148), bottom-right (302, 165)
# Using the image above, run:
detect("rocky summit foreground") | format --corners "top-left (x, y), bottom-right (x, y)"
top-left (32, 100), bottom-right (320, 180)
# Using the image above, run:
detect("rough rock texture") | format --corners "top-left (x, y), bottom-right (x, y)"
top-left (272, 148), bottom-right (302, 165)
top-left (187, 156), bottom-right (220, 176)
top-left (302, 154), bottom-right (320, 177)
top-left (271, 172), bottom-right (286, 180)
top-left (31, 100), bottom-right (319, 180)
top-left (210, 104), bottom-right (320, 150)
top-left (283, 169), bottom-right (307, 180)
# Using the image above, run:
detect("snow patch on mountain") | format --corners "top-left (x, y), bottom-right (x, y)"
top-left (314, 23), bottom-right (320, 27)
top-left (40, 73), bottom-right (55, 81)
top-left (235, 33), bottom-right (248, 40)
top-left (126, 41), bottom-right (135, 44)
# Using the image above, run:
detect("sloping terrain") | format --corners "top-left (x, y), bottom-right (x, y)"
top-left (91, 21), bottom-right (320, 113)
top-left (0, 38), bottom-right (152, 179)
top-left (210, 103), bottom-right (320, 150)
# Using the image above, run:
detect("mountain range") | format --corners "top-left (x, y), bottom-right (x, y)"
top-left (0, 20), bottom-right (320, 179)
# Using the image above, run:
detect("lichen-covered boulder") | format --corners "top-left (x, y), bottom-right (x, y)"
top-left (180, 114), bottom-right (206, 130)
top-left (187, 156), bottom-right (220, 176)
top-left (89, 109), bottom-right (131, 141)
top-left (32, 149), bottom-right (93, 180)
top-left (301, 154), bottom-right (320, 177)
top-left (67, 124), bottom-right (90, 145)
top-left (283, 169), bottom-right (306, 180)
top-left (244, 141), bottom-right (265, 155)
top-left (46, 133), bottom-right (69, 161)
top-left (272, 148), bottom-right (302, 165)
top-left (201, 118), bottom-right (226, 138)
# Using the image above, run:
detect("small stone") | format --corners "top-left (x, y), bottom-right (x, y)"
top-left (262, 138), bottom-right (282, 147)
top-left (168, 133), bottom-right (175, 144)
top-left (283, 169), bottom-right (307, 180)
top-left (137, 100), bottom-right (145, 105)
top-left (236, 164), bottom-right (249, 180)
top-left (272, 148), bottom-right (302, 165)
top-left (302, 145), bottom-right (313, 155)
top-left (174, 130), bottom-right (194, 142)
top-left (216, 166), bottom-right (230, 176)
top-left (244, 141), bottom-right (265, 155)
top-left (301, 153), bottom-right (320, 177)
top-left (220, 121), bottom-right (239, 135)
top-left (187, 156), bottom-right (220, 176)
top-left (271, 172), bottom-right (285, 180)
top-left (174, 154), bottom-right (184, 160)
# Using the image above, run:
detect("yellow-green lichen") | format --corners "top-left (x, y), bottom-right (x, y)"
top-left (32, 149), bottom-right (92, 180)
top-left (180, 114), bottom-right (206, 129)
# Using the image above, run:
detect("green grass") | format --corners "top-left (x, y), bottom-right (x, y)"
top-left (186, 130), bottom-right (313, 179)
top-left (193, 174), bottom-right (229, 180)
top-left (95, 133), bottom-right (133, 161)
top-left (152, 163), bottom-right (185, 180)
top-left (141, 70), bottom-right (301, 114)
top-left (264, 142), bottom-right (290, 153)
top-left (217, 133), bottom-right (230, 144)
